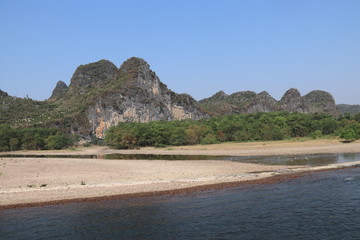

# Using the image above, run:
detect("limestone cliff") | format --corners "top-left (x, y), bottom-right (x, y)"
top-left (51, 57), bottom-right (208, 138)
top-left (1, 57), bottom-right (343, 139)
top-left (279, 88), bottom-right (307, 113)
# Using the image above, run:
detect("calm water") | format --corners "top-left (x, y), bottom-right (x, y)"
top-left (1, 152), bottom-right (360, 166)
top-left (1, 167), bottom-right (360, 240)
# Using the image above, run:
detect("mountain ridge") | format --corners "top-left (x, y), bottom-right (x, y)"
top-left (0, 57), bottom-right (345, 139)
top-left (199, 88), bottom-right (339, 117)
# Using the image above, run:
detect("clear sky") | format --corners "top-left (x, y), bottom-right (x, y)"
top-left (1, 0), bottom-right (359, 104)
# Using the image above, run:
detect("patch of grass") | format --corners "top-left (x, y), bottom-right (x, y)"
top-left (27, 184), bottom-right (35, 188)
top-left (40, 184), bottom-right (47, 187)
top-left (81, 181), bottom-right (86, 185)
top-left (68, 147), bottom-right (79, 151)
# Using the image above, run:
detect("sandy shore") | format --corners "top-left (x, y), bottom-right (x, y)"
top-left (1, 139), bottom-right (360, 209)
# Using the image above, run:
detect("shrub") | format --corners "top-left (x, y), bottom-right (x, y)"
top-left (45, 133), bottom-right (73, 150)
top-left (310, 130), bottom-right (323, 139)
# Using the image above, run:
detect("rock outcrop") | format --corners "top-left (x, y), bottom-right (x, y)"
top-left (51, 57), bottom-right (208, 138)
top-left (199, 88), bottom-right (339, 117)
top-left (303, 90), bottom-right (339, 116)
top-left (50, 81), bottom-right (68, 99)
top-left (67, 59), bottom-right (118, 96)
top-left (279, 88), bottom-right (307, 113)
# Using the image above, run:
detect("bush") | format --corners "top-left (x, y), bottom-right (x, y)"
top-left (340, 129), bottom-right (357, 142)
top-left (45, 133), bottom-right (73, 150)
top-left (201, 133), bottom-right (217, 145)
top-left (310, 130), bottom-right (323, 139)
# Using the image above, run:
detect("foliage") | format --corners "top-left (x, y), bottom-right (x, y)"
top-left (0, 125), bottom-right (75, 151)
top-left (105, 112), bottom-right (357, 149)
top-left (339, 123), bottom-right (360, 142)
top-left (45, 133), bottom-right (76, 150)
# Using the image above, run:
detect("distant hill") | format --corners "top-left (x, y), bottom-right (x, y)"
top-left (0, 57), bottom-right (347, 139)
top-left (337, 104), bottom-right (360, 115)
top-left (199, 88), bottom-right (339, 117)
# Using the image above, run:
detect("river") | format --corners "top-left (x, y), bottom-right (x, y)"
top-left (1, 166), bottom-right (360, 239)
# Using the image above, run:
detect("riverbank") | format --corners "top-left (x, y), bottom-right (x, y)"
top-left (1, 139), bottom-right (360, 209)
top-left (4, 138), bottom-right (360, 156)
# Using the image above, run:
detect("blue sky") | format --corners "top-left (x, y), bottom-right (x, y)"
top-left (1, 0), bottom-right (359, 104)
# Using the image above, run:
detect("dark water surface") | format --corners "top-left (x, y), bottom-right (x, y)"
top-left (1, 167), bottom-right (360, 240)
top-left (1, 152), bottom-right (360, 166)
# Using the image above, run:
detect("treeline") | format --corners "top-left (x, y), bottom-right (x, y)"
top-left (105, 112), bottom-right (360, 149)
top-left (0, 125), bottom-right (76, 151)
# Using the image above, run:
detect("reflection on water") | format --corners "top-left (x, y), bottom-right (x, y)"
top-left (1, 153), bottom-right (360, 166)
top-left (230, 153), bottom-right (360, 166)
top-left (1, 167), bottom-right (360, 240)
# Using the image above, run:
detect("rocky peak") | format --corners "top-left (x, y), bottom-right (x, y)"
top-left (280, 88), bottom-right (301, 102)
top-left (83, 57), bottom-right (208, 138)
top-left (258, 91), bottom-right (272, 98)
top-left (212, 90), bottom-right (229, 100)
top-left (68, 59), bottom-right (118, 95)
top-left (247, 91), bottom-right (279, 113)
top-left (0, 89), bottom-right (9, 98)
top-left (303, 90), bottom-right (339, 116)
top-left (280, 88), bottom-right (307, 112)
top-left (50, 81), bottom-right (68, 100)
top-left (198, 91), bottom-right (228, 105)
top-left (118, 57), bottom-right (149, 73)
top-left (116, 57), bottom-right (163, 98)
top-left (228, 91), bottom-right (257, 105)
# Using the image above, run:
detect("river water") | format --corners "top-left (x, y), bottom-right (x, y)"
top-left (1, 167), bottom-right (360, 240)
top-left (2, 152), bottom-right (360, 166)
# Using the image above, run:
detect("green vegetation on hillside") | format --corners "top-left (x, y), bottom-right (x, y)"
top-left (0, 125), bottom-right (77, 151)
top-left (337, 104), bottom-right (360, 115)
top-left (105, 112), bottom-right (360, 149)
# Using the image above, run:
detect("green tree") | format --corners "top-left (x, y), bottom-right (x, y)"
top-left (201, 133), bottom-right (217, 145)
top-left (9, 138), bottom-right (21, 151)
top-left (45, 133), bottom-right (73, 150)
top-left (340, 129), bottom-right (356, 142)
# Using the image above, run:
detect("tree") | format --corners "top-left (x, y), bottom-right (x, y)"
top-left (45, 133), bottom-right (73, 150)
top-left (201, 133), bottom-right (217, 145)
top-left (340, 129), bottom-right (356, 142)
top-left (9, 138), bottom-right (21, 151)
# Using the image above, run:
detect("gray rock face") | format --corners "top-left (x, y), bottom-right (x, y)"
top-left (303, 90), bottom-right (339, 116)
top-left (80, 57), bottom-right (207, 138)
top-left (280, 88), bottom-right (307, 113)
top-left (248, 91), bottom-right (279, 113)
top-left (50, 81), bottom-right (68, 99)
